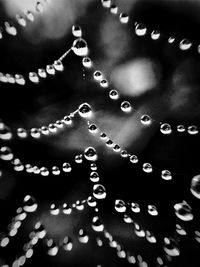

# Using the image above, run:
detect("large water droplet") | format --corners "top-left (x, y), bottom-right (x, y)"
top-left (78, 103), bottom-right (92, 118)
top-left (92, 216), bottom-right (104, 232)
top-left (163, 237), bottom-right (180, 257)
top-left (190, 174), bottom-right (200, 199)
top-left (84, 147), bottom-right (97, 161)
top-left (143, 163), bottom-right (153, 173)
top-left (23, 195), bottom-right (38, 212)
top-left (72, 38), bottom-right (88, 56)
top-left (93, 184), bottom-right (106, 199)
top-left (174, 201), bottom-right (193, 221)
top-left (114, 199), bottom-right (126, 213)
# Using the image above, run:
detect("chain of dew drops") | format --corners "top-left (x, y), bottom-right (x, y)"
top-left (0, 0), bottom-right (200, 266)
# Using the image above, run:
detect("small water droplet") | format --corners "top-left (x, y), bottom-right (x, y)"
top-left (93, 184), bottom-right (106, 199)
top-left (190, 174), bottom-right (200, 199)
top-left (109, 89), bottom-right (119, 100)
top-left (176, 224), bottom-right (187, 236)
top-left (93, 70), bottom-right (103, 81)
top-left (84, 147), bottom-right (97, 161)
top-left (41, 126), bottom-right (49, 135)
top-left (174, 201), bottom-right (193, 221)
top-left (29, 72), bottom-right (39, 83)
top-left (88, 123), bottom-right (98, 133)
top-left (82, 57), bottom-right (92, 68)
top-left (110, 4), bottom-right (118, 14)
top-left (4, 22), bottom-right (17, 36)
top-left (23, 195), bottom-right (38, 212)
top-left (36, 1), bottom-right (44, 12)
top-left (46, 65), bottom-right (55, 75)
top-left (78, 229), bottom-right (89, 243)
top-left (179, 39), bottom-right (192, 51)
top-left (72, 25), bottom-right (82, 37)
top-left (115, 199), bottom-right (126, 213)
top-left (16, 14), bottom-right (27, 27)
top-left (62, 203), bottom-right (72, 214)
top-left (168, 37), bottom-right (175, 44)
top-left (90, 171), bottom-right (100, 182)
top-left (75, 154), bottom-right (83, 164)
top-left (78, 103), bottom-right (92, 118)
top-left (161, 170), bottom-right (172, 181)
top-left (38, 68), bottom-right (47, 78)
top-left (0, 126), bottom-right (12, 140)
top-left (113, 144), bottom-right (121, 152)
top-left (151, 30), bottom-right (160, 40)
top-left (135, 23), bottom-right (147, 36)
top-left (188, 125), bottom-right (198, 135)
top-left (101, 0), bottom-right (111, 8)
top-left (40, 166), bottom-right (49, 176)
top-left (143, 163), bottom-right (153, 173)
top-left (146, 231), bottom-right (157, 243)
top-left (30, 128), bottom-right (41, 138)
top-left (87, 196), bottom-right (97, 207)
top-left (62, 162), bottom-right (72, 172)
top-left (131, 202), bottom-right (140, 213)
top-left (148, 204), bottom-right (158, 216)
top-left (119, 13), bottom-right (129, 24)
top-left (47, 239), bottom-right (58, 256)
top-left (130, 155), bottom-right (138, 163)
top-left (121, 150), bottom-right (128, 158)
top-left (100, 79), bottom-right (108, 88)
top-left (163, 237), bottom-right (180, 257)
top-left (35, 222), bottom-right (46, 239)
top-left (48, 123), bottom-right (57, 133)
top-left (177, 125), bottom-right (185, 133)
top-left (121, 101), bottom-right (132, 113)
top-left (141, 115), bottom-right (152, 126)
top-left (50, 203), bottom-right (60, 215)
top-left (52, 166), bottom-right (60, 175)
top-left (15, 74), bottom-right (25, 85)
top-left (90, 163), bottom-right (97, 171)
top-left (72, 38), bottom-right (88, 56)
top-left (0, 146), bottom-right (13, 161)
top-left (160, 123), bottom-right (172, 134)
top-left (92, 216), bottom-right (104, 232)
top-left (53, 60), bottom-right (64, 71)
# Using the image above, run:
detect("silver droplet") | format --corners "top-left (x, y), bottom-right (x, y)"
top-left (161, 170), bottom-right (172, 181)
top-left (72, 25), bottom-right (82, 38)
top-left (82, 57), bottom-right (92, 68)
top-left (114, 199), bottom-right (126, 213)
top-left (84, 147), bottom-right (97, 161)
top-left (93, 184), bottom-right (106, 199)
top-left (143, 163), bottom-right (153, 173)
top-left (141, 115), bottom-right (152, 126)
top-left (151, 30), bottom-right (160, 40)
top-left (121, 101), bottom-right (132, 113)
top-left (72, 38), bottom-right (88, 56)
top-left (119, 13), bottom-right (129, 24)
top-left (160, 123), bottom-right (172, 134)
top-left (174, 201), bottom-right (193, 221)
top-left (135, 23), bottom-right (147, 36)
top-left (78, 103), bottom-right (92, 118)
top-left (179, 39), bottom-right (192, 51)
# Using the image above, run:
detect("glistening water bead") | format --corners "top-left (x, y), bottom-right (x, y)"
top-left (174, 201), bottom-right (193, 221)
top-left (84, 147), bottom-right (98, 161)
top-left (78, 103), bottom-right (92, 118)
top-left (72, 38), bottom-right (88, 57)
top-left (121, 101), bottom-right (132, 113)
top-left (135, 23), bottom-right (147, 36)
top-left (141, 115), bottom-right (152, 126)
top-left (190, 174), bottom-right (200, 199)
top-left (93, 184), bottom-right (106, 199)
top-left (179, 39), bottom-right (192, 51)
top-left (160, 123), bottom-right (172, 134)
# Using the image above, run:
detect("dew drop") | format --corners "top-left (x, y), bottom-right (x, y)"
top-left (93, 70), bottom-right (103, 81)
top-left (188, 125), bottom-right (199, 135)
top-left (15, 74), bottom-right (25, 85)
top-left (84, 147), bottom-right (97, 161)
top-left (90, 171), bottom-right (100, 182)
top-left (121, 101), bottom-right (132, 113)
top-left (141, 115), bottom-right (152, 126)
top-left (38, 68), bottom-right (47, 78)
top-left (29, 72), bottom-right (39, 83)
top-left (110, 4), bottom-right (118, 14)
top-left (148, 205), bottom-right (158, 216)
top-left (78, 229), bottom-right (89, 243)
top-left (114, 199), bottom-right (126, 213)
top-left (63, 236), bottom-right (73, 251)
top-left (177, 125), bottom-right (185, 133)
top-left (195, 230), bottom-right (200, 243)
top-left (146, 231), bottom-right (157, 243)
top-left (101, 0), bottom-right (111, 8)
top-left (30, 128), bottom-right (41, 138)
top-left (72, 25), bottom-right (82, 37)
top-left (41, 126), bottom-right (49, 135)
top-left (75, 154), bottom-right (83, 164)
top-left (92, 216), bottom-right (104, 232)
top-left (163, 237), bottom-right (180, 257)
top-left (40, 167), bottom-right (49, 176)
top-left (62, 162), bottom-right (72, 172)
top-left (151, 30), bottom-right (160, 40)
top-left (109, 89), bottom-right (119, 100)
top-left (23, 195), bottom-right (38, 212)
top-left (48, 123), bottom-right (57, 133)
top-left (100, 79), bottom-right (108, 88)
top-left (113, 144), bottom-right (121, 152)
top-left (93, 184), bottom-right (106, 199)
top-left (135, 23), bottom-right (147, 36)
top-left (50, 203), bottom-right (60, 215)
top-left (123, 214), bottom-right (132, 223)
top-left (47, 239), bottom-right (58, 256)
top-left (161, 170), bottom-right (172, 181)
top-left (78, 103), bottom-right (92, 118)
top-left (53, 60), bottom-right (64, 71)
top-left (143, 163), bottom-right (153, 173)
top-left (134, 223), bottom-right (145, 237)
top-left (160, 123), bottom-right (172, 134)
top-left (87, 196), bottom-right (97, 207)
top-left (119, 13), bottom-right (129, 24)
top-left (88, 123), bottom-right (98, 133)
top-left (130, 155), bottom-right (138, 163)
top-left (52, 166), bottom-right (60, 175)
top-left (168, 37), bottom-right (175, 43)
top-left (0, 146), bottom-right (13, 161)
top-left (179, 39), bottom-right (192, 51)
top-left (72, 38), bottom-right (88, 56)
top-left (176, 224), bottom-right (187, 236)
top-left (62, 203), bottom-right (72, 214)
top-left (35, 222), bottom-right (46, 239)
top-left (16, 15), bottom-right (26, 27)
top-left (82, 57), bottom-right (92, 68)
top-left (190, 174), bottom-right (200, 199)
top-left (131, 202), bottom-right (140, 213)
top-left (174, 201), bottom-right (193, 221)
top-left (90, 163), bottom-right (97, 171)
top-left (36, 1), bottom-right (44, 12)
top-left (0, 126), bottom-right (12, 140)
top-left (46, 65), bottom-right (55, 75)
top-left (4, 22), bottom-right (17, 36)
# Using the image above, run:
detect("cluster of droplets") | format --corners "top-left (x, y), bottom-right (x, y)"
top-left (0, 1), bottom-right (48, 40)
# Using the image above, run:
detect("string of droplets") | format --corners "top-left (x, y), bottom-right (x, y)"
top-left (96, 0), bottom-right (200, 135)
top-left (0, 0), bottom-right (50, 40)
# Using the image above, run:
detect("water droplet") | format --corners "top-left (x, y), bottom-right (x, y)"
top-left (88, 123), bottom-right (98, 133)
top-left (106, 139), bottom-right (114, 147)
top-left (90, 171), bottom-right (100, 182)
top-left (50, 203), bottom-right (60, 215)
top-left (190, 174), bottom-right (200, 199)
top-left (35, 222), bottom-right (46, 239)
top-left (46, 65), bottom-right (55, 75)
top-left (55, 120), bottom-right (64, 129)
top-left (168, 37), bottom-right (175, 44)
top-left (48, 123), bottom-right (57, 133)
top-left (121, 150), bottom-right (128, 158)
top-left (78, 103), bottom-right (92, 118)
top-left (15, 74), bottom-right (25, 85)
top-left (4, 22), bottom-right (17, 36)
top-left (75, 200), bottom-right (85, 210)
top-left (78, 229), bottom-right (89, 243)
top-left (160, 123), bottom-right (172, 134)
top-left (127, 254), bottom-right (136, 264)
top-left (135, 23), bottom-right (147, 36)
top-left (121, 101), bottom-right (132, 113)
top-left (179, 39), bottom-right (192, 51)
top-left (143, 163), bottom-right (153, 173)
top-left (148, 205), bottom-right (158, 216)
top-left (62, 162), bottom-right (72, 172)
top-left (163, 237), bottom-right (180, 257)
top-left (109, 90), bottom-right (119, 100)
top-left (100, 132), bottom-right (107, 140)
top-left (161, 170), bottom-right (172, 181)
top-left (195, 230), bottom-right (200, 243)
top-left (40, 167), bottom-right (49, 176)
top-left (90, 163), bottom-right (97, 170)
top-left (113, 144), bottom-right (121, 152)
top-left (130, 155), bottom-right (138, 163)
top-left (63, 236), bottom-right (73, 251)
top-left (0, 126), bottom-right (12, 140)
top-left (30, 128), bottom-right (41, 138)
top-left (87, 196), bottom-right (97, 207)
top-left (84, 147), bottom-right (97, 161)
top-left (119, 13), bottom-right (129, 24)
top-left (134, 223), bottom-right (145, 237)
top-left (100, 79), bottom-right (108, 88)
top-left (29, 72), bottom-right (39, 83)
top-left (47, 239), bottom-right (58, 256)
top-left (72, 25), bottom-right (82, 37)
top-left (146, 231), bottom-right (157, 243)
top-left (63, 116), bottom-right (72, 125)
top-left (115, 199), bottom-right (126, 213)
top-left (36, 1), bottom-right (44, 12)
top-left (141, 115), bottom-right (152, 126)
top-left (131, 202), bottom-right (140, 213)
top-left (53, 60), bottom-right (64, 71)
top-left (6, 73), bottom-right (15, 83)
top-left (174, 201), bottom-right (193, 221)
top-left (177, 125), bottom-right (185, 133)
top-left (101, 0), bottom-right (111, 8)
top-left (110, 4), bottom-right (118, 14)
top-left (92, 216), bottom-right (104, 232)
top-left (188, 125), bottom-right (198, 135)
top-left (123, 214), bottom-right (132, 223)
top-left (93, 184), bottom-right (106, 199)
top-left (93, 70), bottom-right (103, 81)
top-left (62, 203), bottom-right (72, 214)
top-left (0, 234), bottom-right (9, 247)
top-left (23, 195), bottom-right (38, 212)
top-left (82, 57), bottom-right (92, 68)
top-left (0, 146), bottom-right (13, 161)
top-left (176, 224), bottom-right (187, 236)
top-left (41, 126), bottom-right (49, 135)
top-left (52, 166), bottom-right (60, 175)
top-left (16, 15), bottom-right (27, 27)
top-left (38, 68), bottom-right (47, 78)
top-left (72, 38), bottom-right (88, 56)
top-left (151, 30), bottom-right (160, 40)
top-left (75, 154), bottom-right (83, 164)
